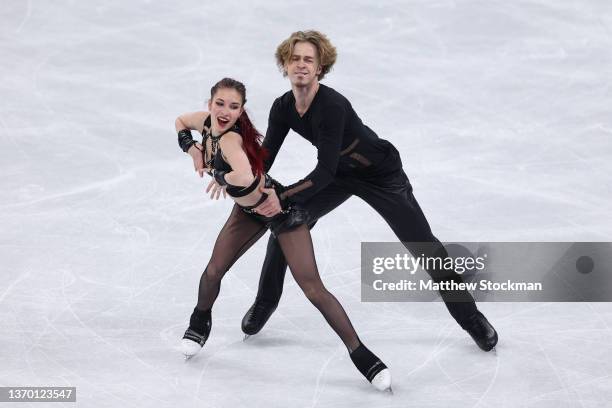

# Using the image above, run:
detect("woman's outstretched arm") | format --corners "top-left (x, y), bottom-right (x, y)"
top-left (175, 111), bottom-right (209, 177)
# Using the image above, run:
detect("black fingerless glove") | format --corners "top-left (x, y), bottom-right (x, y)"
top-left (178, 128), bottom-right (197, 153)
top-left (212, 169), bottom-right (228, 186)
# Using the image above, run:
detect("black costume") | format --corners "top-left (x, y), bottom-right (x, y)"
top-left (249, 84), bottom-right (481, 331)
top-left (200, 115), bottom-right (306, 234)
top-left (185, 115), bottom-right (377, 357)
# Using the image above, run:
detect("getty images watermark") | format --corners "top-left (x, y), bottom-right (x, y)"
top-left (361, 242), bottom-right (611, 302)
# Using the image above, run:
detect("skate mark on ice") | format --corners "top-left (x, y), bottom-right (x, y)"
top-left (15, 0), bottom-right (32, 34)
top-left (310, 347), bottom-right (343, 408)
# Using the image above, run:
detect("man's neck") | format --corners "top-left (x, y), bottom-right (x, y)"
top-left (292, 81), bottom-right (320, 117)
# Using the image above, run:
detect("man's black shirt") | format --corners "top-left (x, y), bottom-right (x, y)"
top-left (263, 84), bottom-right (401, 204)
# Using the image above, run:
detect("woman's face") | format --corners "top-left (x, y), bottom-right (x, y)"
top-left (208, 87), bottom-right (244, 134)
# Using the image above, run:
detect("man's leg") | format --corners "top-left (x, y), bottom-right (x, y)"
top-left (242, 182), bottom-right (352, 335)
top-left (353, 169), bottom-right (497, 350)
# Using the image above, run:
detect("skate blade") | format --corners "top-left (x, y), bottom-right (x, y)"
top-left (183, 354), bottom-right (200, 362)
top-left (386, 387), bottom-right (393, 395)
top-left (243, 334), bottom-right (251, 341)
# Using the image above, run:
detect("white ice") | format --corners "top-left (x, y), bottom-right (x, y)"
top-left (1, 1), bottom-right (612, 407)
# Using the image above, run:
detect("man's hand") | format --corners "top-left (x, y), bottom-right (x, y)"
top-left (188, 143), bottom-right (206, 177)
top-left (206, 178), bottom-right (227, 200)
top-left (254, 186), bottom-right (282, 217)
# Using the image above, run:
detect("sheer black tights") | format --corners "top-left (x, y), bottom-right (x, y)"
top-left (194, 204), bottom-right (360, 352)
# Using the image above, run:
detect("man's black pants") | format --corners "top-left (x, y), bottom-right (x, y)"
top-left (255, 164), bottom-right (478, 329)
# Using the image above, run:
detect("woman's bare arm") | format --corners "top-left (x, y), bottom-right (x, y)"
top-left (175, 111), bottom-right (209, 134)
top-left (175, 111), bottom-right (210, 177)
top-left (217, 132), bottom-right (255, 187)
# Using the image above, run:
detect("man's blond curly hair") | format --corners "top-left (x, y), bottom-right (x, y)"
top-left (275, 30), bottom-right (337, 80)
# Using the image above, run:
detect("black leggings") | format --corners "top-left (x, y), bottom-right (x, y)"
top-left (195, 205), bottom-right (361, 351)
top-left (253, 168), bottom-right (478, 329)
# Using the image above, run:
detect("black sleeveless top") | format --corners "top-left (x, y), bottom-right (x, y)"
top-left (200, 115), bottom-right (266, 200)
top-left (200, 115), bottom-right (295, 224)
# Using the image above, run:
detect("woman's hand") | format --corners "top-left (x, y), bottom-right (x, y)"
top-left (206, 178), bottom-right (227, 200)
top-left (188, 143), bottom-right (205, 177)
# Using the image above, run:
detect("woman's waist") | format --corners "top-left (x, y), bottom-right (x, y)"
top-left (230, 173), bottom-right (286, 209)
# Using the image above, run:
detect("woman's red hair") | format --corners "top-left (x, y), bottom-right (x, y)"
top-left (237, 110), bottom-right (268, 175)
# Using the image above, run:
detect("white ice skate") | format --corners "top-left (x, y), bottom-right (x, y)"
top-left (181, 328), bottom-right (208, 360)
top-left (349, 344), bottom-right (392, 393)
top-left (371, 368), bottom-right (393, 393)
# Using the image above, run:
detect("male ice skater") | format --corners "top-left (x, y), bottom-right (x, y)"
top-left (243, 30), bottom-right (498, 351)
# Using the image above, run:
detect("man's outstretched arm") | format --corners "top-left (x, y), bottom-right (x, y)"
top-left (256, 103), bottom-right (346, 217)
top-left (279, 103), bottom-right (345, 204)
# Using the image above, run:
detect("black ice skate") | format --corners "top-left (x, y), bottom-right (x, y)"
top-left (464, 311), bottom-right (498, 352)
top-left (350, 344), bottom-right (392, 392)
top-left (241, 300), bottom-right (277, 338)
top-left (181, 308), bottom-right (212, 359)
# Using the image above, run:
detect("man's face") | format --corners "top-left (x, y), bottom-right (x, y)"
top-left (285, 41), bottom-right (322, 88)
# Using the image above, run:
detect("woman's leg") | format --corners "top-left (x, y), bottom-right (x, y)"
top-left (181, 205), bottom-right (267, 358)
top-left (275, 224), bottom-right (360, 351)
top-left (195, 204), bottom-right (268, 314)
top-left (275, 224), bottom-right (391, 390)
top-left (182, 205), bottom-right (268, 358)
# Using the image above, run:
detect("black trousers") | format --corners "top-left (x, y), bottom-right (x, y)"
top-left (255, 163), bottom-right (478, 329)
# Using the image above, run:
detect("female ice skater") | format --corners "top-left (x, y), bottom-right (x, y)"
top-left (175, 78), bottom-right (392, 392)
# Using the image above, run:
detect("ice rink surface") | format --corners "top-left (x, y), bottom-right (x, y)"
top-left (1, 0), bottom-right (612, 406)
